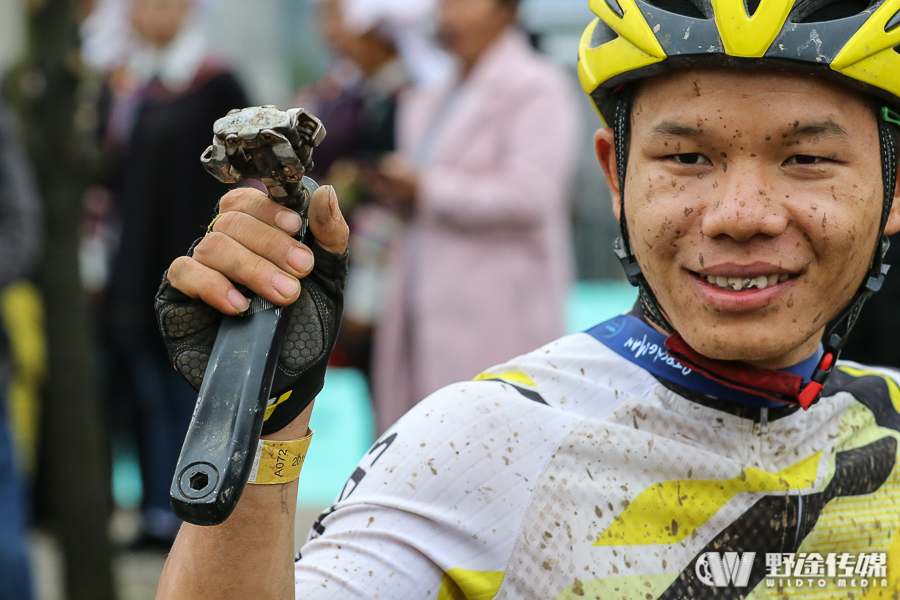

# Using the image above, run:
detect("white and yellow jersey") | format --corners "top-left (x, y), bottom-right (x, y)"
top-left (295, 316), bottom-right (900, 599)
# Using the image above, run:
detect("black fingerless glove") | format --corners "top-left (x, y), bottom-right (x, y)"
top-left (154, 238), bottom-right (347, 434)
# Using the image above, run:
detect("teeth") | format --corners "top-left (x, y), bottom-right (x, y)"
top-left (704, 273), bottom-right (790, 291)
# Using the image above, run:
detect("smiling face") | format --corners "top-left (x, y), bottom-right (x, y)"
top-left (596, 68), bottom-right (900, 369)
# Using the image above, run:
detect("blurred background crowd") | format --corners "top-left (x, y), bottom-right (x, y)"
top-left (0, 1), bottom-right (642, 596)
top-left (10, 0), bottom-right (894, 598)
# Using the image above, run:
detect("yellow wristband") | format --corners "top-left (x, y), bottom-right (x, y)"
top-left (248, 430), bottom-right (313, 485)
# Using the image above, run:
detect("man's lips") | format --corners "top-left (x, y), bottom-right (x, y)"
top-left (696, 272), bottom-right (791, 292)
top-left (687, 267), bottom-right (799, 311)
top-left (691, 263), bottom-right (800, 292)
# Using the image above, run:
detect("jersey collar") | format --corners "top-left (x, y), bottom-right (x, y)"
top-left (586, 313), bottom-right (823, 409)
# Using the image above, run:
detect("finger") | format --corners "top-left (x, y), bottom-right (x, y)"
top-left (210, 210), bottom-right (315, 279)
top-left (191, 232), bottom-right (301, 306)
top-left (167, 256), bottom-right (251, 316)
top-left (218, 187), bottom-right (304, 236)
top-left (308, 185), bottom-right (349, 255)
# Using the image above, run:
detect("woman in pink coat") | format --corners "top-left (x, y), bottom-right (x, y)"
top-left (369, 0), bottom-right (580, 433)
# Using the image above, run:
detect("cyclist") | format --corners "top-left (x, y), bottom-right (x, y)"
top-left (155, 0), bottom-right (900, 596)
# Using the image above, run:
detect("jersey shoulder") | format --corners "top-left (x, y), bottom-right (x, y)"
top-left (471, 331), bottom-right (663, 420)
top-left (825, 360), bottom-right (900, 433)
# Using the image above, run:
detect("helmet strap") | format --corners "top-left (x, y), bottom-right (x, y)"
top-left (610, 90), bottom-right (675, 334)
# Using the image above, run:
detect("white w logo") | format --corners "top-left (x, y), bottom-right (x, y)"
top-left (695, 552), bottom-right (756, 587)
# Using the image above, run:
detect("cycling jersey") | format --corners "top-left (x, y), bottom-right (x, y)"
top-left (294, 314), bottom-right (900, 599)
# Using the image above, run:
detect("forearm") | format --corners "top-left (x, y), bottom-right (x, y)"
top-left (156, 405), bottom-right (314, 600)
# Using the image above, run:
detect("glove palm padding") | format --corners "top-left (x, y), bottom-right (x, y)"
top-left (155, 240), bottom-right (347, 434)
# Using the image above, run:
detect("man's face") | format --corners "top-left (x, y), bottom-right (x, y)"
top-left (437, 0), bottom-right (515, 67)
top-left (319, 0), bottom-right (353, 55)
top-left (318, 0), bottom-right (395, 76)
top-left (130, 0), bottom-right (192, 49)
top-left (596, 68), bottom-right (900, 369)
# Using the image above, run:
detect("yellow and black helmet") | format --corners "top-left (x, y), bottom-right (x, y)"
top-left (577, 0), bottom-right (900, 124)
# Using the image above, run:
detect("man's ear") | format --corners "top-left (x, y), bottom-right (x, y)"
top-left (594, 127), bottom-right (622, 221)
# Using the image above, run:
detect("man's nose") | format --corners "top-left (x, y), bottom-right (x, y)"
top-left (700, 168), bottom-right (790, 242)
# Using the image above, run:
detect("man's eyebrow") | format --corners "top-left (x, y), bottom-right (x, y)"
top-left (780, 119), bottom-right (849, 139)
top-left (650, 121), bottom-right (704, 139)
top-left (649, 119), bottom-right (851, 141)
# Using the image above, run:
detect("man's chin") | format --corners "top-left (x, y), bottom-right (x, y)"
top-left (675, 327), bottom-right (818, 370)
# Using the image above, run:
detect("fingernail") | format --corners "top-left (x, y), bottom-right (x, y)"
top-left (275, 209), bottom-right (302, 233)
top-left (227, 289), bottom-right (250, 313)
top-left (274, 274), bottom-right (299, 298)
top-left (329, 187), bottom-right (342, 222)
top-left (288, 246), bottom-right (314, 272)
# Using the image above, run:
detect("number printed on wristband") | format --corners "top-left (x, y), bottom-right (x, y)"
top-left (248, 432), bottom-right (313, 485)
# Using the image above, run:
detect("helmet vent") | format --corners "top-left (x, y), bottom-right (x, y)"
top-left (793, 0), bottom-right (873, 23)
top-left (590, 18), bottom-right (619, 48)
top-left (605, 0), bottom-right (625, 18)
top-left (644, 0), bottom-right (709, 19)
top-left (886, 9), bottom-right (900, 31)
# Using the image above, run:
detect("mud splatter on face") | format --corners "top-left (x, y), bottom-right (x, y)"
top-left (621, 68), bottom-right (885, 370)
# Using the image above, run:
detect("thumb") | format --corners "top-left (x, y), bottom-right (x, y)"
top-left (308, 185), bottom-right (349, 255)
